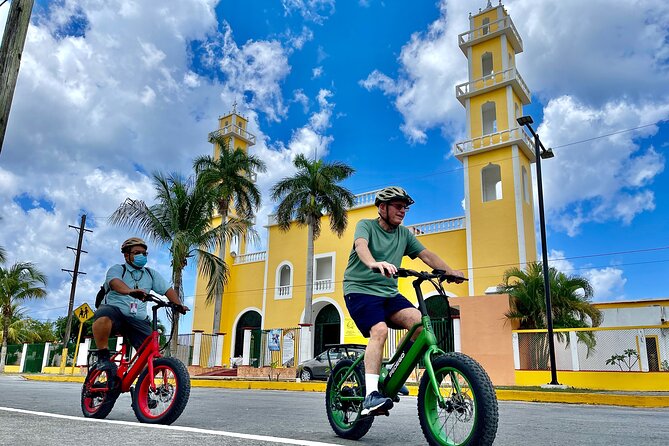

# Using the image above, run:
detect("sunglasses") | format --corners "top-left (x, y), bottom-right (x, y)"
top-left (388, 203), bottom-right (410, 211)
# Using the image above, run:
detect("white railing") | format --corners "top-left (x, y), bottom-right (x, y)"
top-left (407, 217), bottom-right (466, 235)
top-left (454, 126), bottom-right (533, 157)
top-left (277, 285), bottom-right (291, 297)
top-left (208, 125), bottom-right (257, 145)
top-left (353, 190), bottom-right (380, 207)
top-left (233, 251), bottom-right (267, 264)
top-left (455, 67), bottom-right (529, 102)
top-left (314, 278), bottom-right (334, 293)
top-left (458, 15), bottom-right (522, 49)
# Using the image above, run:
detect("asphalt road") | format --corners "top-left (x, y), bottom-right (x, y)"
top-left (0, 375), bottom-right (668, 445)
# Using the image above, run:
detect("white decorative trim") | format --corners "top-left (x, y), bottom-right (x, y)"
top-left (261, 230), bottom-right (270, 324)
top-left (512, 145), bottom-right (527, 268)
top-left (274, 260), bottom-right (294, 300)
top-left (229, 307), bottom-right (262, 363)
top-left (464, 157), bottom-right (474, 296)
top-left (313, 252), bottom-right (336, 294)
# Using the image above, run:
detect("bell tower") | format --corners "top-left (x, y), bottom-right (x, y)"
top-left (208, 101), bottom-right (257, 258)
top-left (454, 1), bottom-right (537, 295)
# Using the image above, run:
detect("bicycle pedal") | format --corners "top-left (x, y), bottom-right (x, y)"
top-left (373, 409), bottom-right (390, 417)
top-left (392, 395), bottom-right (401, 403)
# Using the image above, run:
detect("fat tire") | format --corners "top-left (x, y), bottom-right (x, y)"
top-left (81, 364), bottom-right (119, 419)
top-left (325, 359), bottom-right (374, 440)
top-left (418, 352), bottom-right (498, 446)
top-left (132, 357), bottom-right (191, 425)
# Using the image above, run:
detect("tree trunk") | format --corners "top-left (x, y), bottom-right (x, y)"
top-left (0, 339), bottom-right (6, 373)
top-left (303, 219), bottom-right (315, 359)
top-left (170, 268), bottom-right (183, 355)
top-left (211, 206), bottom-right (229, 334)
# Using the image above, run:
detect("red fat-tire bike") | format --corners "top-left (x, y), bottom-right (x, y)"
top-left (81, 292), bottom-right (190, 425)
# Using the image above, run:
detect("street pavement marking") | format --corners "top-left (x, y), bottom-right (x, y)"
top-left (0, 406), bottom-right (340, 446)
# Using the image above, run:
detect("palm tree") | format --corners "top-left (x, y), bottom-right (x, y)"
top-left (0, 246), bottom-right (6, 264)
top-left (193, 134), bottom-right (266, 333)
top-left (110, 172), bottom-right (252, 353)
top-left (500, 262), bottom-right (602, 368)
top-left (0, 262), bottom-right (48, 372)
top-left (271, 154), bottom-right (355, 357)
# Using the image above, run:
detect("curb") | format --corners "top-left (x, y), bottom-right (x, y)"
top-left (20, 374), bottom-right (669, 408)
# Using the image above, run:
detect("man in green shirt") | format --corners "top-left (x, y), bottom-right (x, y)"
top-left (343, 186), bottom-right (464, 415)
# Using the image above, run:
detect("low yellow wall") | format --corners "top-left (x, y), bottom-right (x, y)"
top-left (515, 370), bottom-right (669, 391)
top-left (3, 366), bottom-right (19, 373)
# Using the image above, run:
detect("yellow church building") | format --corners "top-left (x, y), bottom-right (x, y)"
top-left (190, 2), bottom-right (535, 375)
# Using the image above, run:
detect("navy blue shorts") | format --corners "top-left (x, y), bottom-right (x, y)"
top-left (94, 305), bottom-right (152, 349)
top-left (344, 293), bottom-right (415, 338)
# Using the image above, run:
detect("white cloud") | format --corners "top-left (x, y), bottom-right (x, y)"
top-left (538, 96), bottom-right (668, 234)
top-left (0, 0), bottom-right (296, 327)
top-left (548, 250), bottom-right (626, 301)
top-left (282, 0), bottom-right (336, 24)
top-left (312, 66), bottom-right (323, 78)
top-left (509, 0), bottom-right (669, 106)
top-left (584, 268), bottom-right (627, 302)
top-left (359, 1), bottom-right (470, 143)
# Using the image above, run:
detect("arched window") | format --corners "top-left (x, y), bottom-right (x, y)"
top-left (482, 52), bottom-right (493, 77)
top-left (482, 163), bottom-right (502, 202)
top-left (482, 101), bottom-right (497, 135)
top-left (275, 262), bottom-right (293, 299)
top-left (482, 17), bottom-right (490, 35)
top-left (522, 166), bottom-right (530, 203)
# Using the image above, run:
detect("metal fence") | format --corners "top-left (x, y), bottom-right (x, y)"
top-left (250, 327), bottom-right (301, 368)
top-left (513, 326), bottom-right (669, 372)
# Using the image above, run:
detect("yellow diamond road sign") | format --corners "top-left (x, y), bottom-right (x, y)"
top-left (75, 302), bottom-right (94, 322)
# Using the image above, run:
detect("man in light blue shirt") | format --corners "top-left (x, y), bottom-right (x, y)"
top-left (92, 237), bottom-right (187, 368)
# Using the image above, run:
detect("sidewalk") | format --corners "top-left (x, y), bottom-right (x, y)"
top-left (19, 373), bottom-right (669, 408)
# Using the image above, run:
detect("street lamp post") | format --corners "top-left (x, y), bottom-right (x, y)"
top-left (517, 115), bottom-right (560, 386)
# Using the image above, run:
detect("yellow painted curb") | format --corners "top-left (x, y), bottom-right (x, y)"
top-left (496, 389), bottom-right (669, 408)
top-left (19, 375), bottom-right (669, 408)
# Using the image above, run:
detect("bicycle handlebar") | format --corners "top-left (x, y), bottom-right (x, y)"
top-left (128, 290), bottom-right (189, 314)
top-left (372, 267), bottom-right (468, 283)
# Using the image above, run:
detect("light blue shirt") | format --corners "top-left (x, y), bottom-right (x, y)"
top-left (104, 263), bottom-right (171, 320)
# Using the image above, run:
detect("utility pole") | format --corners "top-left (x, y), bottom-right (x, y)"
top-left (61, 215), bottom-right (92, 347)
top-left (0, 0), bottom-right (35, 155)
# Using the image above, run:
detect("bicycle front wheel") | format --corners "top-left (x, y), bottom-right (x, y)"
top-left (132, 357), bottom-right (191, 424)
top-left (325, 359), bottom-right (374, 440)
top-left (418, 352), bottom-right (498, 446)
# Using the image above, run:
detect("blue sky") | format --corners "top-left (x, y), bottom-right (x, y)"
top-left (1, 0), bottom-right (668, 334)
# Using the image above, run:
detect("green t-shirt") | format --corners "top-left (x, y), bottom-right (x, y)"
top-left (343, 218), bottom-right (425, 297)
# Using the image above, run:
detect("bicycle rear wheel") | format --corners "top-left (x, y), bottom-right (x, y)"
top-left (81, 364), bottom-right (119, 419)
top-left (132, 357), bottom-right (191, 424)
top-left (418, 352), bottom-right (498, 446)
top-left (325, 359), bottom-right (374, 440)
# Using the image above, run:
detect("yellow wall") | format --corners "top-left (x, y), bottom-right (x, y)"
top-left (515, 370), bottom-right (669, 392)
top-left (468, 148), bottom-right (521, 294)
top-left (469, 89), bottom-right (510, 137)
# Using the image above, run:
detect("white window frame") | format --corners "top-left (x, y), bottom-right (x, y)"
top-left (274, 261), bottom-right (294, 300)
top-left (313, 252), bottom-right (336, 294)
top-left (482, 163), bottom-right (503, 202)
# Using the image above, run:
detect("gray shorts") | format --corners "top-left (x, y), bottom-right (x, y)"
top-left (94, 304), bottom-right (152, 349)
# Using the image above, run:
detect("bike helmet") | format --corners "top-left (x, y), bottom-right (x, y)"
top-left (121, 237), bottom-right (147, 253)
top-left (374, 186), bottom-right (415, 207)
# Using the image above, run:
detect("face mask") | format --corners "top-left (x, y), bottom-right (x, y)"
top-left (132, 254), bottom-right (147, 268)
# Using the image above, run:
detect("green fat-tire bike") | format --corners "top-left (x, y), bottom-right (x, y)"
top-left (325, 268), bottom-right (499, 446)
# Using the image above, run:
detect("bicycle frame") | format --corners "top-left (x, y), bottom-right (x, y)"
top-left (334, 269), bottom-right (462, 408)
top-left (103, 298), bottom-right (166, 393)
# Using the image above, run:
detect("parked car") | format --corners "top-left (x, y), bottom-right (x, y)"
top-left (296, 344), bottom-right (365, 381)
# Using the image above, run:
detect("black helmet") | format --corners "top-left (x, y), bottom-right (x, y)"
top-left (374, 186), bottom-right (415, 207)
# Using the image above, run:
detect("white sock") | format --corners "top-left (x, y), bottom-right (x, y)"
top-left (365, 374), bottom-right (379, 396)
